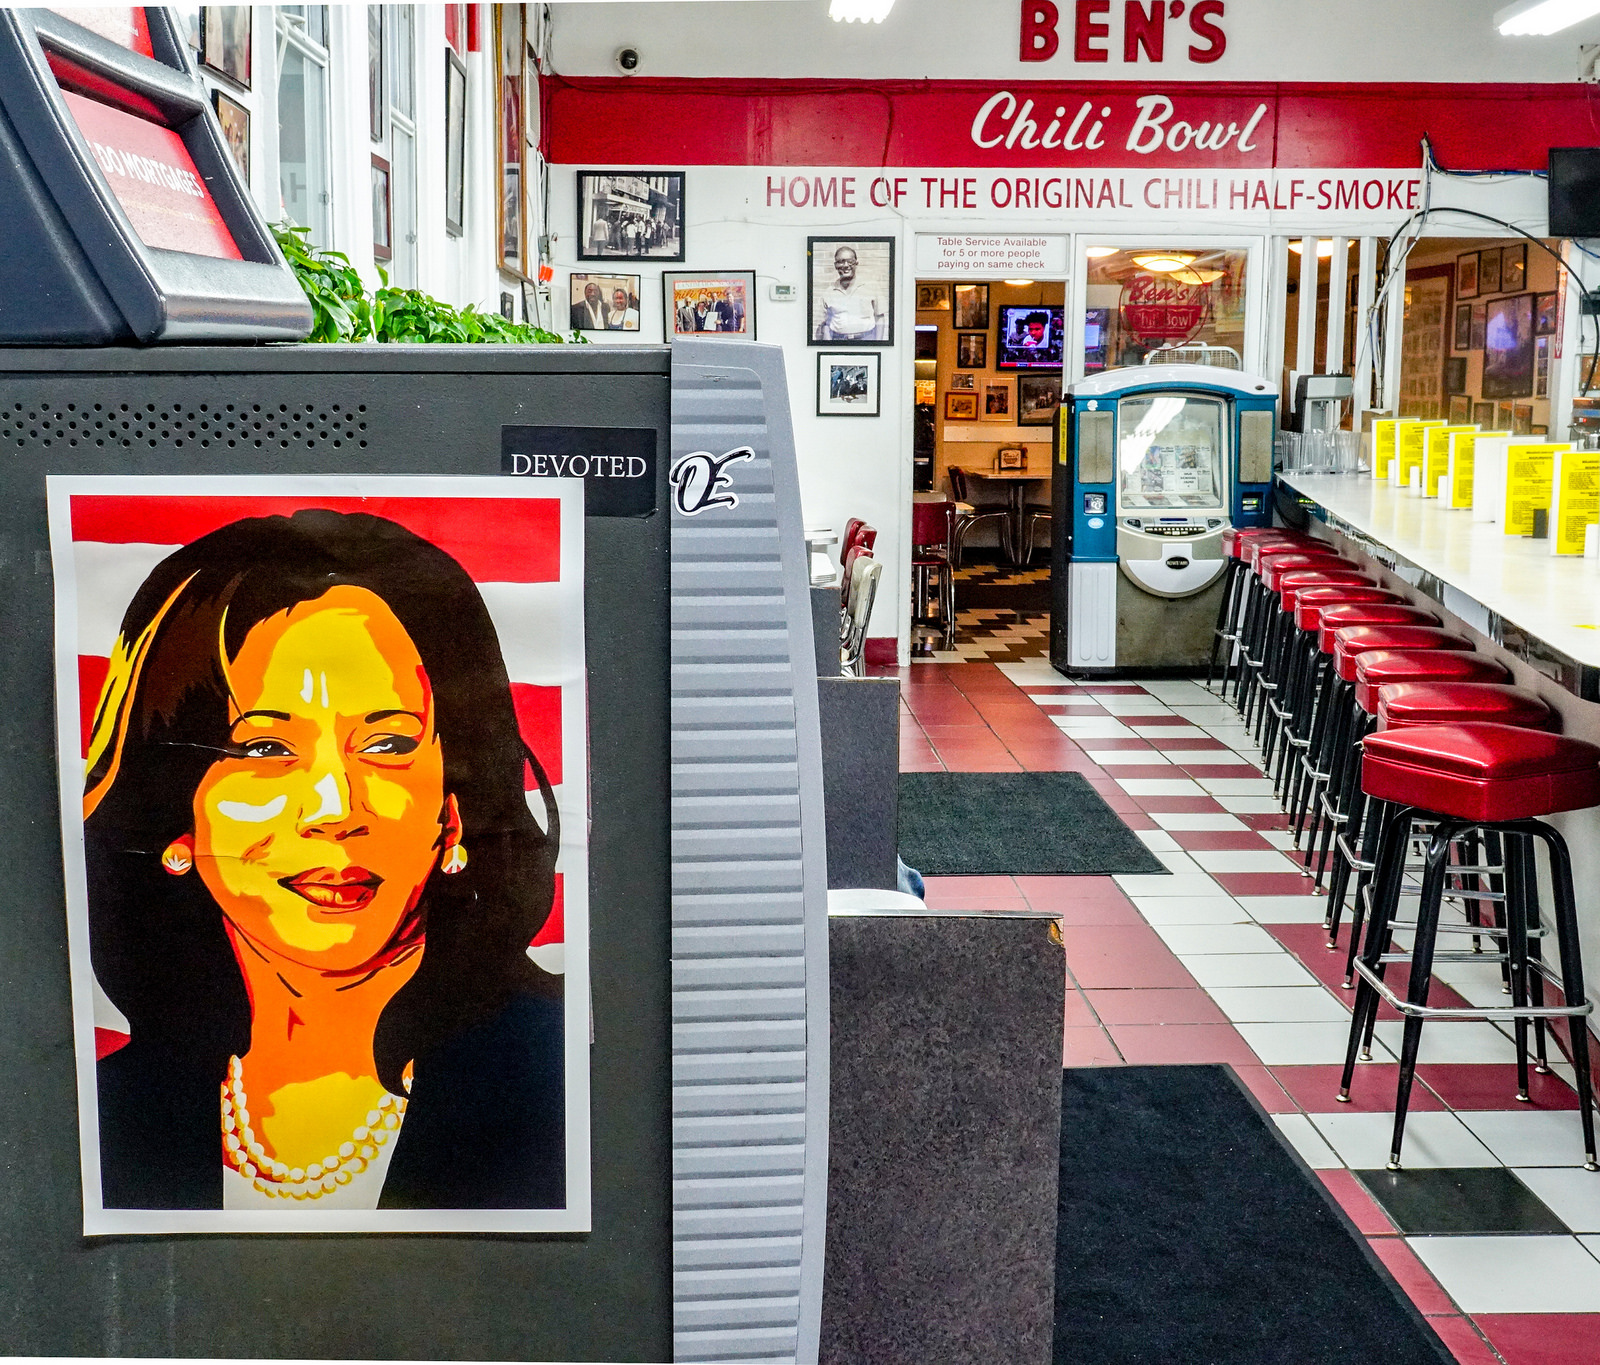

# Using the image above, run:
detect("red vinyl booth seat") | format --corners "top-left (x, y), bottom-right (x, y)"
top-left (1354, 650), bottom-right (1512, 713)
top-left (1332, 626), bottom-right (1474, 680)
top-left (1317, 605), bottom-right (1440, 652)
top-left (1294, 587), bottom-right (1402, 631)
top-left (1361, 723), bottom-right (1600, 822)
top-left (1376, 682), bottom-right (1557, 733)
top-left (1275, 570), bottom-right (1373, 609)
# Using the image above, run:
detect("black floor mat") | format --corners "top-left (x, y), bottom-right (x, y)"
top-left (1056, 1065), bottom-right (1455, 1365)
top-left (898, 771), bottom-right (1165, 876)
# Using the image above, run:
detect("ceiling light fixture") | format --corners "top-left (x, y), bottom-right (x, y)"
top-left (1131, 253), bottom-right (1195, 273)
top-left (1085, 246), bottom-right (1119, 258)
top-left (830, 0), bottom-right (895, 22)
top-left (1495, 0), bottom-right (1600, 33)
top-left (1288, 240), bottom-right (1336, 258)
top-left (1170, 268), bottom-right (1225, 285)
top-left (1004, 278), bottom-right (1034, 285)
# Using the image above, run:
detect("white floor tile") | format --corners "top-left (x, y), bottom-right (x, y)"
top-left (1112, 873), bottom-right (1219, 898)
top-left (1238, 895), bottom-right (1330, 924)
top-left (1191, 849), bottom-right (1305, 874)
top-left (1161, 922), bottom-right (1284, 955)
top-left (1517, 1169), bottom-right (1600, 1232)
top-left (1196, 776), bottom-right (1280, 797)
top-left (1150, 812), bottom-right (1247, 831)
top-left (1139, 680), bottom-right (1221, 703)
top-left (1209, 986), bottom-right (1351, 1024)
top-left (1114, 778), bottom-right (1204, 796)
top-left (1053, 717), bottom-right (1133, 738)
top-left (1237, 1021), bottom-right (1389, 1066)
top-left (1456, 1111), bottom-right (1597, 1168)
top-left (1134, 829), bottom-right (1181, 852)
top-left (1216, 796), bottom-right (1287, 814)
top-left (1262, 830), bottom-right (1298, 850)
top-left (1083, 749), bottom-right (1170, 765)
top-left (1095, 695), bottom-right (1174, 716)
top-left (1306, 1110), bottom-right (1496, 1169)
top-left (1132, 896), bottom-right (1251, 926)
top-left (1182, 953), bottom-right (1319, 989)
top-left (1168, 749), bottom-right (1258, 765)
top-left (1168, 706), bottom-right (1242, 725)
top-left (1410, 1236), bottom-right (1600, 1313)
top-left (1038, 699), bottom-right (1106, 711)
top-left (1273, 1114), bottom-right (1343, 1169)
top-left (1001, 662), bottom-right (1073, 684)
top-left (1129, 724), bottom-right (1206, 739)
top-left (1154, 850), bottom-right (1205, 876)
top-left (1371, 1021), bottom-right (1520, 1066)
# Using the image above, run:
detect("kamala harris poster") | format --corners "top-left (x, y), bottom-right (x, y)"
top-left (47, 476), bottom-right (590, 1235)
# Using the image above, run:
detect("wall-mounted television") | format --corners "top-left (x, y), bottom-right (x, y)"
top-left (996, 305), bottom-right (1065, 370)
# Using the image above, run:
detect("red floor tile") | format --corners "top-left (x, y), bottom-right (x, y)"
top-left (1061, 926), bottom-right (1198, 990)
top-left (1077, 684), bottom-right (1151, 694)
top-left (1272, 1063), bottom-right (1447, 1114)
top-left (1425, 1316), bottom-right (1502, 1365)
top-left (1170, 830), bottom-right (1277, 851)
top-left (1418, 1064), bottom-right (1580, 1112)
top-left (899, 752), bottom-right (946, 772)
top-left (1117, 810), bottom-right (1159, 830)
top-left (1126, 714), bottom-right (1198, 726)
top-left (1093, 764), bottom-right (1183, 781)
top-left (1014, 874), bottom-right (1127, 908)
top-left (1022, 685), bottom-right (1082, 695)
top-left (1367, 1237), bottom-right (1457, 1316)
top-left (1131, 794), bottom-right (1229, 813)
top-left (1107, 1022), bottom-right (1259, 1066)
top-left (1063, 1026), bottom-right (1125, 1067)
top-left (931, 745), bottom-right (1023, 772)
top-left (1317, 1168), bottom-right (1400, 1235)
top-left (1085, 987), bottom-right (1230, 1026)
top-left (921, 722), bottom-right (1000, 739)
top-left (1212, 872), bottom-right (1322, 897)
top-left (1239, 811), bottom-right (1294, 831)
top-left (1477, 1315), bottom-right (1600, 1364)
top-left (1063, 989), bottom-right (1099, 1029)
top-left (1181, 764), bottom-right (1269, 780)
top-left (1230, 1063), bottom-right (1297, 1113)
top-left (1068, 737), bottom-right (1158, 751)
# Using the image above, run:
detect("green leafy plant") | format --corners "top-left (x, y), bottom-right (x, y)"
top-left (273, 224), bottom-right (579, 345)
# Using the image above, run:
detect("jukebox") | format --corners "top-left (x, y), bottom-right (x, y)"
top-left (1051, 363), bottom-right (1277, 673)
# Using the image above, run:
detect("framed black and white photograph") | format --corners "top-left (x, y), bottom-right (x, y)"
top-left (199, 6), bottom-right (251, 88)
top-left (1503, 242), bottom-right (1527, 292)
top-left (371, 155), bottom-right (392, 264)
top-left (1448, 394), bottom-right (1472, 425)
top-left (956, 332), bottom-right (987, 369)
top-left (211, 89), bottom-right (249, 182)
top-left (663, 270), bottom-right (755, 338)
top-left (916, 283), bottom-right (951, 312)
top-left (817, 353), bottom-right (881, 417)
top-left (1444, 355), bottom-right (1467, 395)
top-left (578, 172), bottom-right (685, 261)
top-left (1017, 372), bottom-right (1062, 426)
top-left (948, 371), bottom-right (977, 391)
top-left (444, 49), bottom-right (467, 237)
top-left (1470, 302), bottom-right (1487, 351)
top-left (1536, 292), bottom-right (1558, 335)
top-left (953, 283), bottom-right (989, 329)
top-left (1454, 303), bottom-right (1472, 352)
top-left (808, 237), bottom-right (893, 344)
top-left (1456, 252), bottom-right (1479, 300)
top-left (1474, 401), bottom-right (1495, 427)
top-left (1479, 247), bottom-right (1502, 296)
top-left (571, 273), bottom-right (642, 333)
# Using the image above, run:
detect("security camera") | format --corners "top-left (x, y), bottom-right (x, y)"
top-left (614, 46), bottom-right (641, 74)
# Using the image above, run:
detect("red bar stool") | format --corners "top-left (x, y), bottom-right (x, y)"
top-left (1341, 722), bottom-right (1600, 1170)
top-left (1209, 530), bottom-right (1321, 691)
top-left (1324, 652), bottom-right (1518, 947)
top-left (1299, 625), bottom-right (1474, 875)
top-left (1332, 681), bottom-right (1557, 987)
top-left (909, 500), bottom-right (955, 652)
top-left (1237, 548), bottom-right (1359, 719)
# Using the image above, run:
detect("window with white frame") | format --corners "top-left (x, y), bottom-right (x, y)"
top-left (276, 5), bottom-right (331, 245)
top-left (372, 5), bottom-right (419, 287)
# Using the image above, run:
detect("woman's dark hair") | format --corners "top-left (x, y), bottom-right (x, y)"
top-left (84, 509), bottom-right (559, 1094)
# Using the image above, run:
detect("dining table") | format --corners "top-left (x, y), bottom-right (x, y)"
top-left (963, 468), bottom-right (1051, 565)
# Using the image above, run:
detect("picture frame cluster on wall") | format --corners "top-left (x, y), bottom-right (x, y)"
top-left (1455, 242), bottom-right (1528, 301)
top-left (810, 237), bottom-right (894, 416)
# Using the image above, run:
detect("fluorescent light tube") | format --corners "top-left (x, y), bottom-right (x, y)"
top-left (1496, 0), bottom-right (1600, 35)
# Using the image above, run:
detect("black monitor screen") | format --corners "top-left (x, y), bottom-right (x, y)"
top-left (1549, 148), bottom-right (1600, 238)
top-left (996, 305), bottom-right (1065, 369)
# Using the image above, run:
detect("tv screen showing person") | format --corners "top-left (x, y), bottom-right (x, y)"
top-left (996, 305), bottom-right (1065, 369)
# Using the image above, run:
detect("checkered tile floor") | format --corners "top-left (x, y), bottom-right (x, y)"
top-left (877, 658), bottom-right (1600, 1365)
top-left (913, 557), bottom-right (1050, 663)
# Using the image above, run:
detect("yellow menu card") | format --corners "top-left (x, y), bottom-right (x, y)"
top-left (1446, 430), bottom-right (1485, 509)
top-left (1372, 419), bottom-right (1398, 482)
top-left (1394, 419), bottom-right (1444, 488)
top-left (1502, 442), bottom-right (1569, 537)
top-left (1551, 448), bottom-right (1600, 555)
top-left (1424, 425), bottom-right (1474, 499)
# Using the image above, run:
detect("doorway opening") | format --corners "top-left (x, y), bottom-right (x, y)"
top-left (912, 277), bottom-right (1063, 662)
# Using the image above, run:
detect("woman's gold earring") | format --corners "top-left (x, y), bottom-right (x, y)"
top-left (441, 843), bottom-right (468, 875)
top-left (161, 836), bottom-right (194, 876)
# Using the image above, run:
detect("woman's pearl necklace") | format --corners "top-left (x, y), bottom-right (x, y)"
top-left (220, 1055), bottom-right (407, 1201)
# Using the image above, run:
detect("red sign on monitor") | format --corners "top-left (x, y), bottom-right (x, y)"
top-left (64, 91), bottom-right (241, 260)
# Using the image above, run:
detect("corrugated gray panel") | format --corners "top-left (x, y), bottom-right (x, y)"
top-left (670, 341), bottom-right (828, 1365)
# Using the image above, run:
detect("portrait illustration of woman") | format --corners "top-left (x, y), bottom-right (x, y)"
top-left (79, 506), bottom-right (568, 1215)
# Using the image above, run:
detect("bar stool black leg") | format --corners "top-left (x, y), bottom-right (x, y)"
top-left (1516, 835), bottom-right (1551, 1073)
top-left (1387, 820), bottom-right (1456, 1168)
top-left (1505, 833), bottom-right (1534, 1104)
top-left (1534, 824), bottom-right (1599, 1170)
top-left (1341, 806), bottom-right (1416, 1096)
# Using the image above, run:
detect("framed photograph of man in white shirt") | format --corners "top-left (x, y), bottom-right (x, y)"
top-left (808, 237), bottom-right (894, 345)
top-left (569, 273), bottom-right (642, 333)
